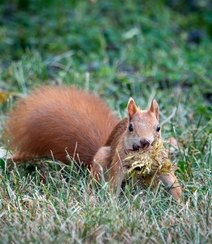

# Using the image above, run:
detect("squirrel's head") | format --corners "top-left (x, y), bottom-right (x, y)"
top-left (123, 98), bottom-right (161, 151)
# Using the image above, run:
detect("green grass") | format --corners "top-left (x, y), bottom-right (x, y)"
top-left (0, 0), bottom-right (212, 243)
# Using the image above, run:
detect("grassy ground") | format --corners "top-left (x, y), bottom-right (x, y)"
top-left (0, 0), bottom-right (212, 243)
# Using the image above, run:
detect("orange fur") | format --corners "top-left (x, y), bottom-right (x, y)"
top-left (92, 98), bottom-right (182, 200)
top-left (4, 86), bottom-right (182, 200)
top-left (4, 86), bottom-right (119, 165)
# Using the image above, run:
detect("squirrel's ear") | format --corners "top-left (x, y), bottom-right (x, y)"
top-left (149, 99), bottom-right (159, 120)
top-left (127, 97), bottom-right (138, 119)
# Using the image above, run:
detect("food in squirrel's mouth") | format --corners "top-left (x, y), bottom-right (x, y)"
top-left (124, 139), bottom-right (177, 187)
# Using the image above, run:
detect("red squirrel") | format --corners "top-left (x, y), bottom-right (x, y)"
top-left (4, 85), bottom-right (182, 200)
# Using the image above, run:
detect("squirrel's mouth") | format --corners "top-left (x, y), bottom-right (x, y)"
top-left (124, 142), bottom-right (151, 155)
top-left (124, 148), bottom-right (144, 155)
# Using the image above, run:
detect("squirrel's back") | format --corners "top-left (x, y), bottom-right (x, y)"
top-left (5, 86), bottom-right (119, 165)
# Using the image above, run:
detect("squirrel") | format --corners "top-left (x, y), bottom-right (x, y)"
top-left (4, 85), bottom-right (182, 200)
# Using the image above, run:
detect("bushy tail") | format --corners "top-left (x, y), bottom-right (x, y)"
top-left (4, 86), bottom-right (119, 165)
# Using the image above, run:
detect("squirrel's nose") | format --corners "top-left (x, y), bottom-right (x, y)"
top-left (140, 139), bottom-right (150, 148)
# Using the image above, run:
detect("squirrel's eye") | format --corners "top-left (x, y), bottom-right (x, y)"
top-left (156, 125), bottom-right (161, 132)
top-left (129, 124), bottom-right (133, 132)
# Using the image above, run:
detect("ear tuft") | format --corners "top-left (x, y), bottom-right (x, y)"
top-left (127, 97), bottom-right (138, 119)
top-left (149, 99), bottom-right (159, 120)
